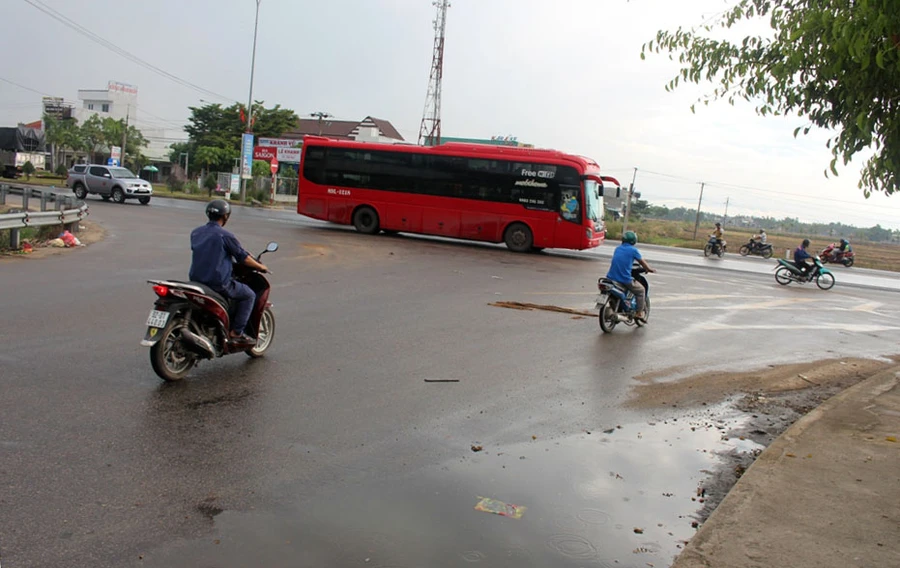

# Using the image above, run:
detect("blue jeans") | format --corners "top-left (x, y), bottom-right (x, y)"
top-left (219, 280), bottom-right (256, 334)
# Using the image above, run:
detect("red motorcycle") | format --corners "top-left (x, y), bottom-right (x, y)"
top-left (819, 243), bottom-right (855, 267)
top-left (141, 242), bottom-right (278, 381)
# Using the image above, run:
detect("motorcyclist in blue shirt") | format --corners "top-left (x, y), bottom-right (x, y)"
top-left (605, 231), bottom-right (656, 321)
top-left (793, 238), bottom-right (815, 279)
top-left (190, 199), bottom-right (268, 344)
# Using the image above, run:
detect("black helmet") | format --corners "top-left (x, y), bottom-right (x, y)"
top-left (802, 239), bottom-right (810, 247)
top-left (759, 229), bottom-right (766, 233)
top-left (206, 199), bottom-right (231, 222)
top-left (840, 238), bottom-right (848, 245)
top-left (715, 222), bottom-right (721, 227)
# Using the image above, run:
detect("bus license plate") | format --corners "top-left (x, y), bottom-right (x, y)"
top-left (146, 310), bottom-right (170, 328)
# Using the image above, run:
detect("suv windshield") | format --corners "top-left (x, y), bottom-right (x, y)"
top-left (109, 167), bottom-right (138, 179)
top-left (584, 180), bottom-right (602, 222)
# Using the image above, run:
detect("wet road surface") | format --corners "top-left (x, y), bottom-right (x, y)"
top-left (2, 197), bottom-right (899, 567)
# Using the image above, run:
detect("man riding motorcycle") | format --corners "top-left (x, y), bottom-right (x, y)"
top-left (605, 231), bottom-right (656, 322)
top-left (190, 199), bottom-right (268, 345)
top-left (793, 238), bottom-right (815, 279)
top-left (831, 238), bottom-right (852, 261)
top-left (749, 229), bottom-right (767, 251)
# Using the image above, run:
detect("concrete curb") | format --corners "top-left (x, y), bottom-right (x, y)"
top-left (672, 366), bottom-right (900, 568)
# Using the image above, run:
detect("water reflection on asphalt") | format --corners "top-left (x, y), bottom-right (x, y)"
top-left (143, 409), bottom-right (762, 567)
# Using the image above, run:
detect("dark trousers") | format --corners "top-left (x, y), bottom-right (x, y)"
top-left (794, 260), bottom-right (812, 277)
top-left (219, 280), bottom-right (256, 334)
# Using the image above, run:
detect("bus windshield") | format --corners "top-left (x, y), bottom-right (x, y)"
top-left (584, 179), bottom-right (602, 222)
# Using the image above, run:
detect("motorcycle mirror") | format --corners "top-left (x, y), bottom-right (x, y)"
top-left (265, 242), bottom-right (279, 252)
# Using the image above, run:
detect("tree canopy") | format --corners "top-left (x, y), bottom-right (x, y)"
top-left (642, 0), bottom-right (900, 196)
top-left (175, 102), bottom-right (298, 173)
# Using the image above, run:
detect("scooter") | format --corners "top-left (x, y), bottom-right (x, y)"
top-left (596, 264), bottom-right (651, 333)
top-left (739, 239), bottom-right (774, 259)
top-left (704, 236), bottom-right (726, 257)
top-left (141, 242), bottom-right (278, 381)
top-left (819, 243), bottom-right (855, 267)
top-left (773, 257), bottom-right (835, 290)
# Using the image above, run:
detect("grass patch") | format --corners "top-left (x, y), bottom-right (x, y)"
top-left (606, 218), bottom-right (900, 272)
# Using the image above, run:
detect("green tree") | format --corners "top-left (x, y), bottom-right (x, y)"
top-left (203, 172), bottom-right (219, 197)
top-left (22, 161), bottom-right (35, 180)
top-left (43, 114), bottom-right (83, 169)
top-left (80, 115), bottom-right (105, 163)
top-left (181, 101), bottom-right (298, 172)
top-left (643, 1), bottom-right (900, 196)
top-left (251, 159), bottom-right (271, 178)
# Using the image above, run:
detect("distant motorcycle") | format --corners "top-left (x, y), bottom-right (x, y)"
top-left (596, 264), bottom-right (652, 333)
top-left (774, 257), bottom-right (835, 290)
top-left (739, 239), bottom-right (773, 259)
top-left (704, 236), bottom-right (726, 258)
top-left (141, 242), bottom-right (279, 381)
top-left (819, 243), bottom-right (855, 267)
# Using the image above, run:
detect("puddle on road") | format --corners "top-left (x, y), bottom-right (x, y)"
top-left (141, 409), bottom-right (762, 568)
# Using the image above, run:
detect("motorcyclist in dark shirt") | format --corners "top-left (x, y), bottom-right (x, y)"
top-left (793, 239), bottom-right (815, 279)
top-left (190, 199), bottom-right (268, 344)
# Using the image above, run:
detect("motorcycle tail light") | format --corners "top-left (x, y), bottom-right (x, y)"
top-left (152, 285), bottom-right (169, 297)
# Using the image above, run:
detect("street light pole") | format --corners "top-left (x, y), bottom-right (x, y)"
top-left (241, 0), bottom-right (261, 203)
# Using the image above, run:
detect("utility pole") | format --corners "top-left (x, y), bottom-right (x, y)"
top-left (622, 167), bottom-right (638, 235)
top-left (241, 0), bottom-right (262, 203)
top-left (692, 182), bottom-right (706, 240)
top-left (723, 196), bottom-right (730, 221)
top-left (310, 111), bottom-right (333, 135)
top-left (121, 104), bottom-right (129, 168)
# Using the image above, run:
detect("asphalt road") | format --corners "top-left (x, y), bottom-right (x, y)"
top-left (2, 196), bottom-right (900, 567)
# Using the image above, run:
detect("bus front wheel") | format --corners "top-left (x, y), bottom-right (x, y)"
top-left (504, 222), bottom-right (533, 253)
top-left (352, 206), bottom-right (380, 234)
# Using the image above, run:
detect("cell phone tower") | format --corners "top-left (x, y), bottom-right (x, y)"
top-left (418, 0), bottom-right (450, 147)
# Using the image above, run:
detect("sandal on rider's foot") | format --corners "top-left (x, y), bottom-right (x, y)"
top-left (635, 312), bottom-right (647, 322)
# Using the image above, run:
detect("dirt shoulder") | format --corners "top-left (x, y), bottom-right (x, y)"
top-left (0, 220), bottom-right (106, 260)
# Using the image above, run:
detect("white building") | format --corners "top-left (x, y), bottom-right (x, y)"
top-left (75, 80), bottom-right (177, 162)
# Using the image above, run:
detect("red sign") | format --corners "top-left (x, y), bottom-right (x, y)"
top-left (270, 159), bottom-right (279, 174)
top-left (253, 146), bottom-right (277, 161)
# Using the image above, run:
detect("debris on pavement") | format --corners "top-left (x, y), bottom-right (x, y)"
top-left (470, 445), bottom-right (483, 452)
top-left (474, 496), bottom-right (526, 519)
top-left (488, 301), bottom-right (595, 317)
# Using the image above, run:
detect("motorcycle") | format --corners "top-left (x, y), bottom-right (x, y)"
top-left (596, 264), bottom-right (651, 333)
top-left (704, 236), bottom-right (726, 258)
top-left (818, 243), bottom-right (855, 267)
top-left (141, 242), bottom-right (279, 381)
top-left (739, 239), bottom-right (774, 259)
top-left (773, 257), bottom-right (835, 290)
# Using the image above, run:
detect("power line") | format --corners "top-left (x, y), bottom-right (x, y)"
top-left (0, 76), bottom-right (50, 97)
top-left (21, 0), bottom-right (237, 104)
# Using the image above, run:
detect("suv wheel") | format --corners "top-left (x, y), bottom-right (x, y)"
top-left (112, 187), bottom-right (126, 204)
top-left (73, 184), bottom-right (87, 200)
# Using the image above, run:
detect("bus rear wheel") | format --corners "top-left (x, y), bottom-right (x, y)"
top-left (504, 222), bottom-right (533, 253)
top-left (352, 206), bottom-right (380, 234)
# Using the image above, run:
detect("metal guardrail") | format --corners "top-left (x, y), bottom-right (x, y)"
top-left (0, 183), bottom-right (89, 249)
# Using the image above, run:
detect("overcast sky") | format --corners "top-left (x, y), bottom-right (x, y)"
top-left (3, 0), bottom-right (897, 230)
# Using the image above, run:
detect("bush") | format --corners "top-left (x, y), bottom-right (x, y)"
top-left (55, 164), bottom-right (68, 177)
top-left (22, 161), bottom-right (35, 180)
top-left (166, 177), bottom-right (185, 192)
top-left (203, 173), bottom-right (218, 196)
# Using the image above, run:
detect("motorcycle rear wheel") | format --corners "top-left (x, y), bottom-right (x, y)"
top-left (246, 307), bottom-right (275, 358)
top-left (717, 246), bottom-right (725, 258)
top-left (598, 297), bottom-right (619, 333)
top-left (762, 247), bottom-right (773, 259)
top-left (816, 272), bottom-right (836, 291)
top-left (149, 315), bottom-right (197, 381)
top-left (774, 266), bottom-right (793, 285)
top-left (843, 257), bottom-right (854, 268)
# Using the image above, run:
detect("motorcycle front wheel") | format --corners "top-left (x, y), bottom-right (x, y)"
top-left (246, 307), bottom-right (276, 358)
top-left (703, 245), bottom-right (712, 257)
top-left (598, 297), bottom-right (619, 333)
top-left (149, 315), bottom-right (197, 381)
top-left (774, 266), bottom-right (793, 285)
top-left (816, 272), bottom-right (836, 291)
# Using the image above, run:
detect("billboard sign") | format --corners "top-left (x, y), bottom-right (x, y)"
top-left (241, 133), bottom-right (254, 179)
top-left (277, 147), bottom-right (301, 163)
top-left (253, 146), bottom-right (277, 161)
top-left (108, 81), bottom-right (138, 95)
top-left (258, 137), bottom-right (298, 148)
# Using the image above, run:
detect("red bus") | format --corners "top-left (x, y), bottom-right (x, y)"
top-left (296, 136), bottom-right (622, 252)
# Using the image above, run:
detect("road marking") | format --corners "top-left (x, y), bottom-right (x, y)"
top-left (702, 323), bottom-right (900, 332)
